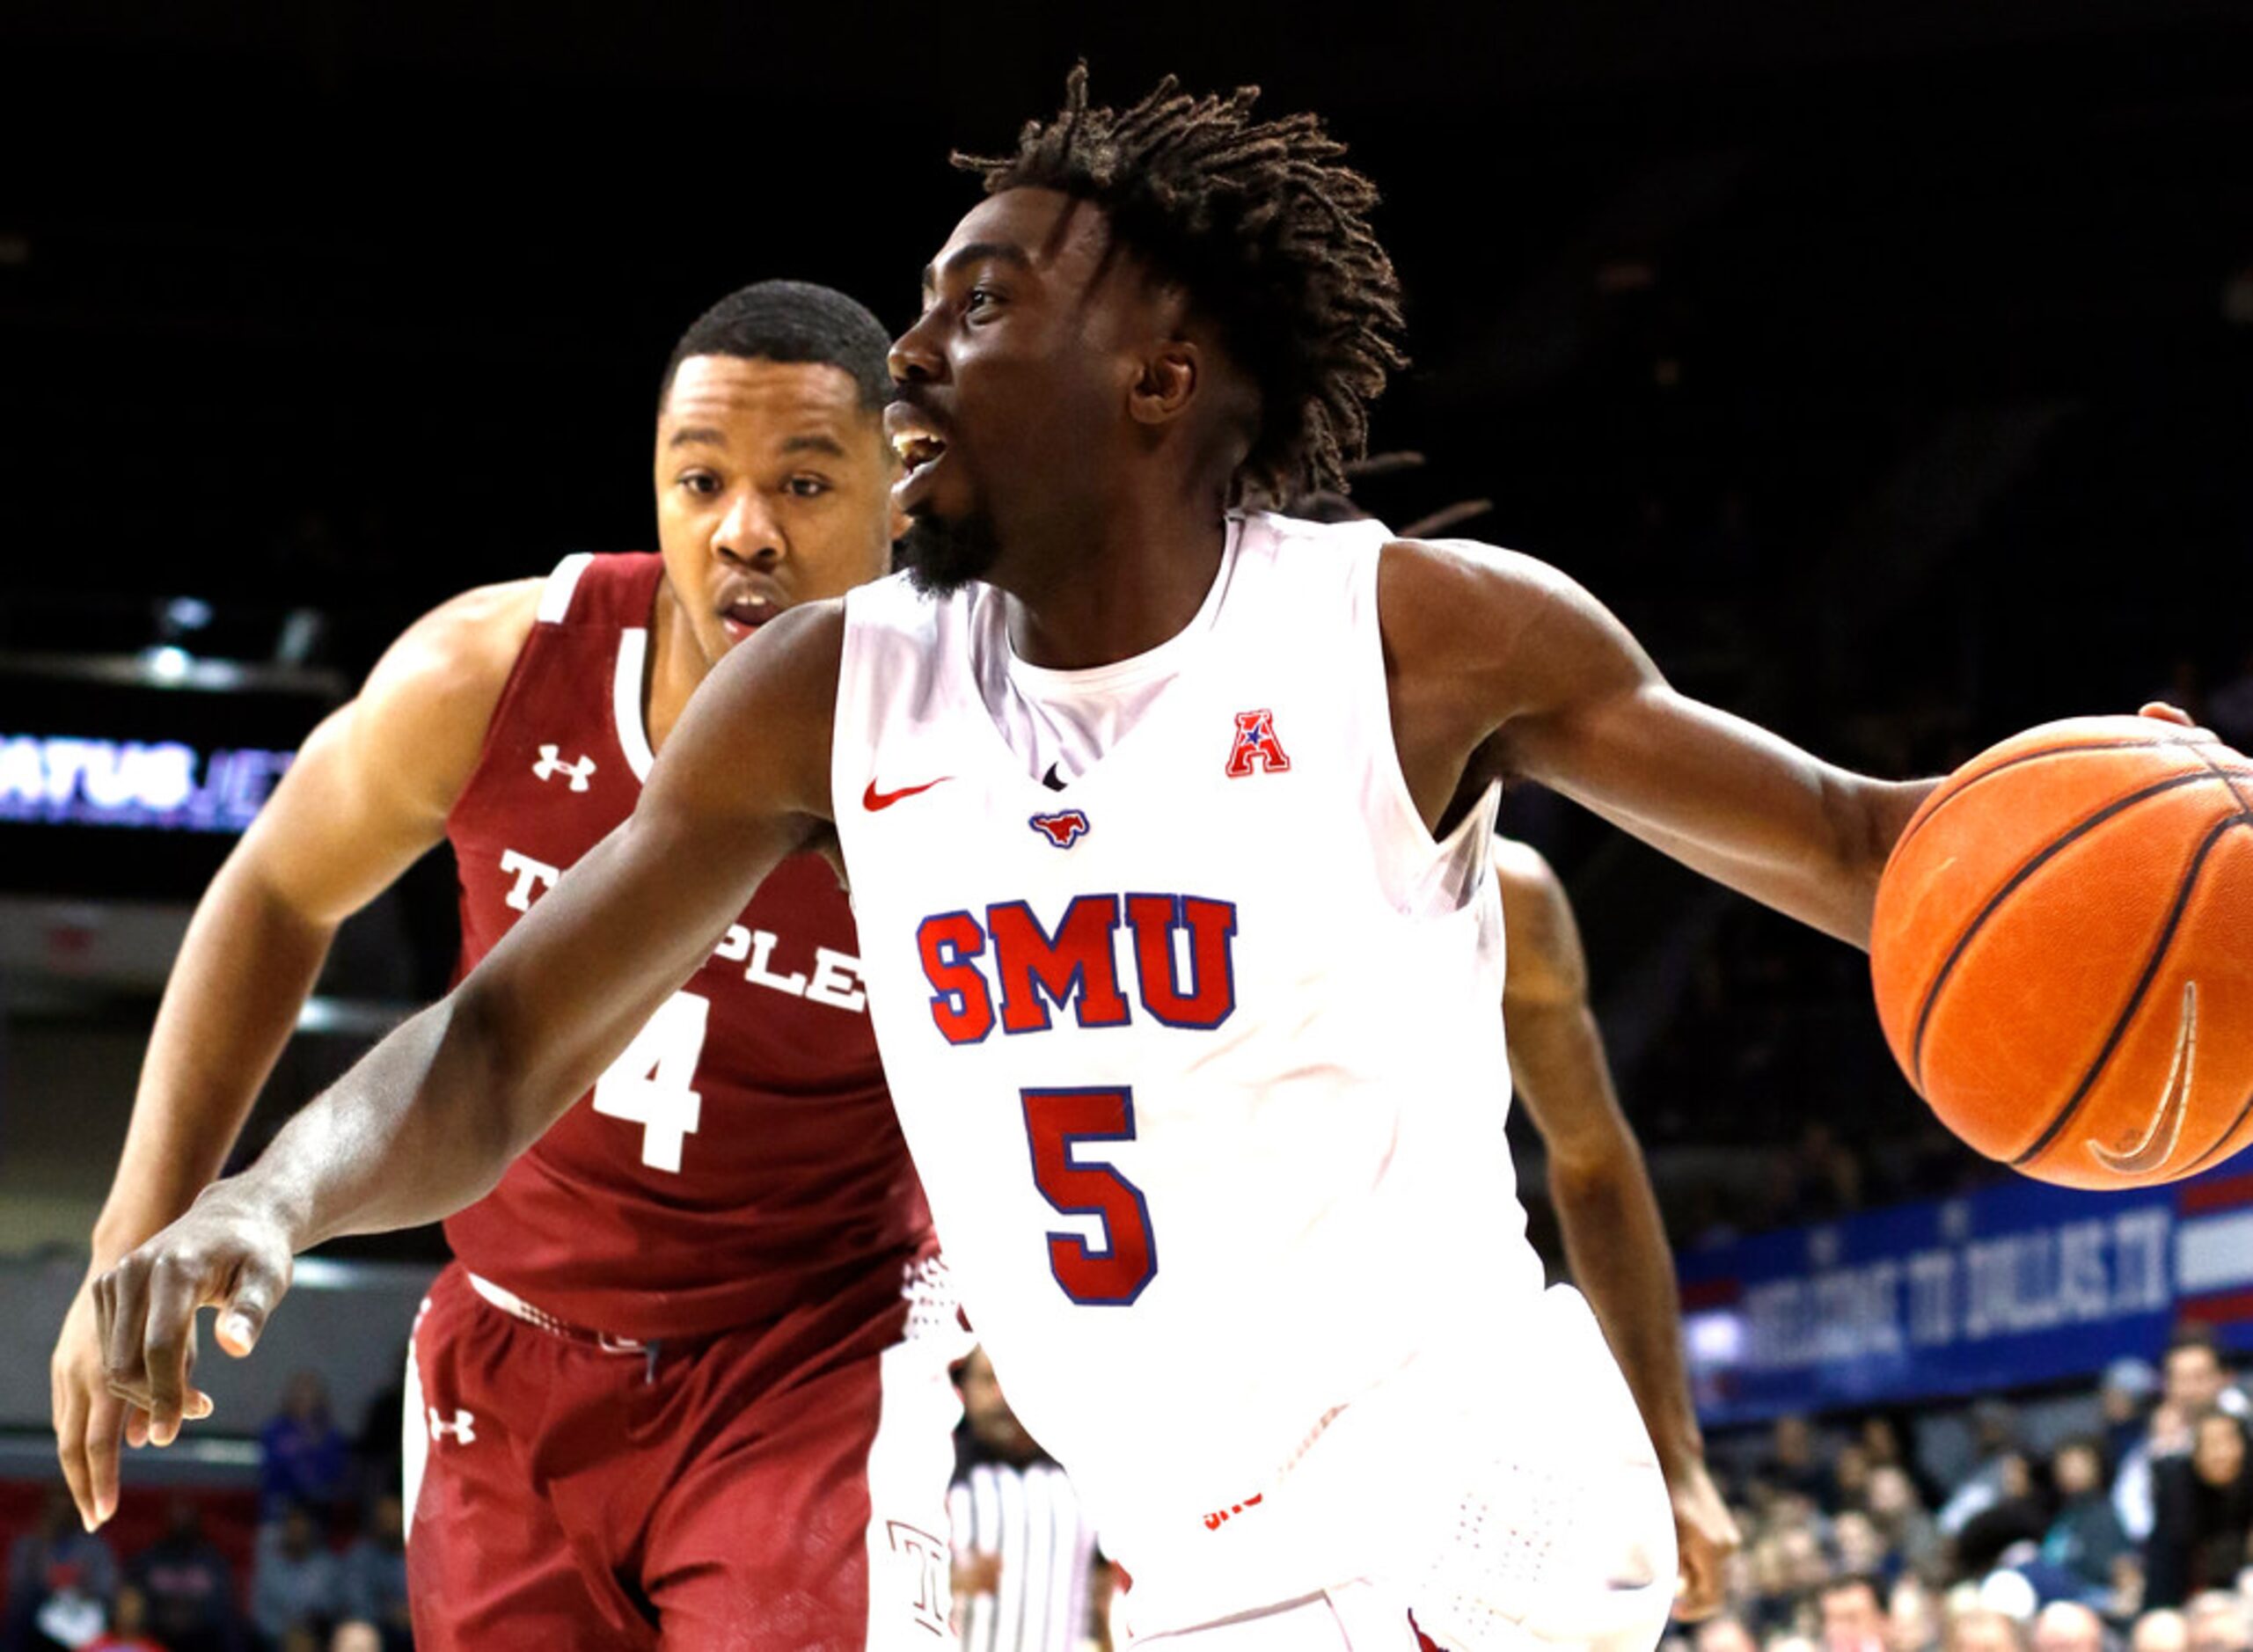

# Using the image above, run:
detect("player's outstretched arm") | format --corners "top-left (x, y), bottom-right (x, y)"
top-left (52, 580), bottom-right (538, 1531)
top-left (1494, 840), bottom-right (1739, 1619)
top-left (1380, 538), bottom-right (1933, 948)
top-left (91, 600), bottom-right (846, 1452)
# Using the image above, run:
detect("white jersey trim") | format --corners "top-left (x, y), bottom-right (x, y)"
top-left (612, 626), bottom-right (656, 783)
top-left (536, 552), bottom-right (595, 625)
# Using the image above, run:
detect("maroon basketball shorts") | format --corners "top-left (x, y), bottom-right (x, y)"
top-left (403, 1260), bottom-right (962, 1650)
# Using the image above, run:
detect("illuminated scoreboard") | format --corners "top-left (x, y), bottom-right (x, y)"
top-left (0, 654), bottom-right (339, 901)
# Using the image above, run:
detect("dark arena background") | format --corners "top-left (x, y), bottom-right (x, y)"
top-left (3, 2), bottom-right (2252, 1648)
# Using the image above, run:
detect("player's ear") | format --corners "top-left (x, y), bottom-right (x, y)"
top-left (1128, 340), bottom-right (1200, 428)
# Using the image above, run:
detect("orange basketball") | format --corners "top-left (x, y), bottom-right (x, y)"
top-left (1870, 714), bottom-right (2253, 1188)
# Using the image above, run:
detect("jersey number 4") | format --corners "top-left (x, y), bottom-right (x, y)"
top-left (1022, 1087), bottom-right (1159, 1306)
top-left (592, 991), bottom-right (708, 1173)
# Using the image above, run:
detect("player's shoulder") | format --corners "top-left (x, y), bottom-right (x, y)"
top-left (368, 576), bottom-right (545, 709)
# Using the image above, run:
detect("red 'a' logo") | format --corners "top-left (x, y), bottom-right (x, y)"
top-left (1224, 709), bottom-right (1291, 778)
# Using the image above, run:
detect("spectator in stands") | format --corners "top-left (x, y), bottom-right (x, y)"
top-left (2046, 1437), bottom-right (2135, 1597)
top-left (2118, 1327), bottom-right (2249, 1544)
top-left (1821, 1575), bottom-right (1892, 1652)
top-left (2184, 1592), bottom-right (2252, 1652)
top-left (1890, 1577), bottom-right (1941, 1652)
top-left (4, 1489), bottom-right (119, 1652)
top-left (2147, 1412), bottom-right (2253, 1607)
top-left (1871, 1465), bottom-right (1948, 1582)
top-left (1701, 1616), bottom-right (1763, 1652)
top-left (84, 1585), bottom-right (164, 1652)
top-left (1957, 1453), bottom-right (2052, 1579)
top-left (1837, 1511), bottom-right (1897, 1583)
top-left (336, 1499), bottom-right (406, 1652)
top-left (1774, 1415), bottom-right (1837, 1503)
top-left (1949, 1610), bottom-right (2030, 1652)
top-left (128, 1498), bottom-right (239, 1652)
top-left (2030, 1603), bottom-right (2106, 1652)
top-left (248, 1505), bottom-right (340, 1652)
top-left (349, 1351), bottom-right (405, 1508)
top-left (258, 1373), bottom-right (351, 1524)
top-left (1942, 1403), bottom-right (2029, 1538)
top-left (328, 1626), bottom-right (381, 1652)
top-left (2132, 1610), bottom-right (2191, 1652)
top-left (2104, 1362), bottom-right (2163, 1477)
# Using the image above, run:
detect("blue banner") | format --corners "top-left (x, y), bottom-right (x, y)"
top-left (1679, 1168), bottom-right (2253, 1426)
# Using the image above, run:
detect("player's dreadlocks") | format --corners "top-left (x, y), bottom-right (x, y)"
top-left (956, 66), bottom-right (1407, 506)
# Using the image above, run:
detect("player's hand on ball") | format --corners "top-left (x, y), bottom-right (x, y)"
top-left (1667, 1458), bottom-right (1740, 1622)
top-left (92, 1183), bottom-right (293, 1448)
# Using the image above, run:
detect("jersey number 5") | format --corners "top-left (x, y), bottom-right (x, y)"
top-left (1022, 1087), bottom-right (1159, 1306)
top-left (592, 990), bottom-right (708, 1173)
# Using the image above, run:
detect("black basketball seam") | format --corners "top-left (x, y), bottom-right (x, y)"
top-left (1891, 733), bottom-right (2225, 861)
top-left (2192, 746), bottom-right (2253, 815)
top-left (2009, 810), bottom-right (2243, 1170)
top-left (1907, 768), bottom-right (2224, 1093)
top-left (2177, 814), bottom-right (2253, 1176)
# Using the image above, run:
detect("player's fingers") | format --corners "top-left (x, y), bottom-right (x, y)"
top-left (140, 1252), bottom-right (207, 1445)
top-left (82, 1386), bottom-right (127, 1529)
top-left (1674, 1531), bottom-right (1725, 1621)
top-left (2139, 702), bottom-right (2216, 738)
top-left (53, 1376), bottom-right (99, 1531)
top-left (124, 1407), bottom-right (150, 1449)
top-left (216, 1251), bottom-right (289, 1357)
top-left (99, 1261), bottom-right (152, 1410)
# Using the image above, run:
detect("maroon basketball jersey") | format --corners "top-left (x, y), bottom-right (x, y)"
top-left (442, 552), bottom-right (932, 1340)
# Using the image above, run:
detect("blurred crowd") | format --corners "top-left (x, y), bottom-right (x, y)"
top-left (4, 1372), bottom-right (407, 1652)
top-left (1675, 1325), bottom-right (2253, 1652)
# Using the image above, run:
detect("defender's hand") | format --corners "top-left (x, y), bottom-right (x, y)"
top-left (52, 1279), bottom-right (142, 1531)
top-left (93, 1184), bottom-right (293, 1448)
top-left (1667, 1458), bottom-right (1740, 1622)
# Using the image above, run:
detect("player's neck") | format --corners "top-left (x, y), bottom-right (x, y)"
top-left (641, 581), bottom-right (710, 754)
top-left (999, 494), bottom-right (1228, 671)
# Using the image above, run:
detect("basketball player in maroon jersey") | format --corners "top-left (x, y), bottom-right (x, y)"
top-left (51, 282), bottom-right (962, 1648)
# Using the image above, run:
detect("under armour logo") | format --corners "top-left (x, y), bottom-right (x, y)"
top-left (533, 745), bottom-right (597, 792)
top-left (427, 1407), bottom-right (477, 1445)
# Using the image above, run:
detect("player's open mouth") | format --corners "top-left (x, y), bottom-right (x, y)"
top-left (719, 596), bottom-right (777, 644)
top-left (886, 403), bottom-right (950, 509)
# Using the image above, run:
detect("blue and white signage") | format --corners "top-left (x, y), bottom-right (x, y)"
top-left (1680, 1169), bottom-right (2253, 1425)
top-left (0, 733), bottom-right (295, 833)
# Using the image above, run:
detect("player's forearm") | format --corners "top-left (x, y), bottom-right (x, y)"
top-left (90, 866), bottom-right (339, 1269)
top-left (1549, 1144), bottom-right (1706, 1473)
top-left (222, 988), bottom-right (526, 1250)
top-left (1612, 772), bottom-right (1935, 950)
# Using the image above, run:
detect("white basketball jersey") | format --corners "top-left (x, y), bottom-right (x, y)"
top-left (833, 511), bottom-right (1550, 1611)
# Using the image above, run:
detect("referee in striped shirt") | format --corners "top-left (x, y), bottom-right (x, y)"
top-left (950, 1346), bottom-right (1111, 1652)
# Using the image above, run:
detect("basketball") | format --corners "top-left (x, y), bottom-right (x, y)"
top-left (1870, 714), bottom-right (2253, 1188)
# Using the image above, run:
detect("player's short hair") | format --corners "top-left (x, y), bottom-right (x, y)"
top-left (659, 280), bottom-right (893, 413)
top-left (956, 66), bottom-right (1408, 507)
top-left (2167, 1321), bottom-right (2225, 1364)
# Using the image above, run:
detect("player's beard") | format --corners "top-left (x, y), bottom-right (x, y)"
top-left (896, 507), bottom-right (1003, 597)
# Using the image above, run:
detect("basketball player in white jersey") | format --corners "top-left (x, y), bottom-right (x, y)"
top-left (96, 71), bottom-right (2182, 1648)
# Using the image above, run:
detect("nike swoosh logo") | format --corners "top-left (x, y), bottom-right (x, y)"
top-left (863, 777), bottom-right (952, 811)
top-left (2089, 980), bottom-right (2198, 1176)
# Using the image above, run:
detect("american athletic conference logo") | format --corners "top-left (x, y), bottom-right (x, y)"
top-left (1028, 808), bottom-right (1091, 849)
top-left (1225, 709), bottom-right (1291, 777)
